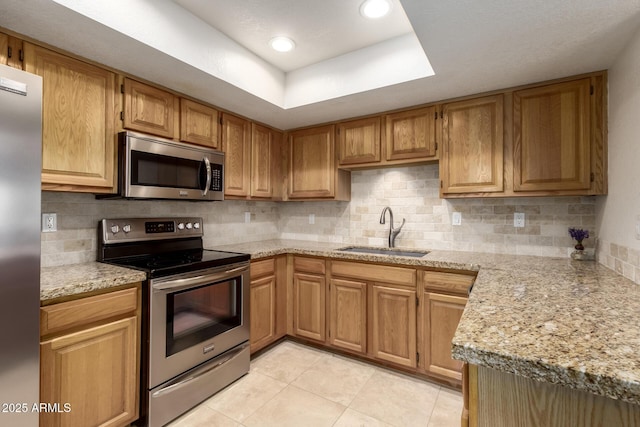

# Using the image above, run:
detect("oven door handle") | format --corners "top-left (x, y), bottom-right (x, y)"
top-left (152, 265), bottom-right (248, 292)
top-left (151, 344), bottom-right (248, 398)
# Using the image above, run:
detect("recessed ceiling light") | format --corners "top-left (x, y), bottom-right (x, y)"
top-left (360, 0), bottom-right (391, 19)
top-left (269, 36), bottom-right (296, 53)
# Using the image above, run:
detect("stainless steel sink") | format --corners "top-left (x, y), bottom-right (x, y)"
top-left (337, 246), bottom-right (429, 258)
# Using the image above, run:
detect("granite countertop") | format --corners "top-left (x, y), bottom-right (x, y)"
top-left (40, 262), bottom-right (147, 302)
top-left (210, 239), bottom-right (640, 405)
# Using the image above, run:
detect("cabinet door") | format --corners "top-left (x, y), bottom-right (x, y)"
top-left (371, 285), bottom-right (417, 368)
top-left (179, 98), bottom-right (220, 148)
top-left (24, 43), bottom-right (117, 192)
top-left (0, 32), bottom-right (23, 69)
top-left (513, 78), bottom-right (591, 192)
top-left (123, 78), bottom-right (176, 139)
top-left (288, 125), bottom-right (336, 198)
top-left (250, 275), bottom-right (276, 352)
top-left (423, 292), bottom-right (467, 382)
top-left (251, 123), bottom-right (273, 198)
top-left (329, 278), bottom-right (367, 354)
top-left (384, 106), bottom-right (437, 161)
top-left (337, 117), bottom-right (381, 166)
top-left (40, 316), bottom-right (138, 427)
top-left (441, 95), bottom-right (504, 194)
top-left (293, 272), bottom-right (326, 342)
top-left (222, 113), bottom-right (251, 197)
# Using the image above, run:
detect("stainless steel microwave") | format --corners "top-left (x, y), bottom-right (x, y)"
top-left (109, 131), bottom-right (224, 201)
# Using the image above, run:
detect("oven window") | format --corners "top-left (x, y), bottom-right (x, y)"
top-left (166, 277), bottom-right (241, 356)
top-left (131, 150), bottom-right (203, 189)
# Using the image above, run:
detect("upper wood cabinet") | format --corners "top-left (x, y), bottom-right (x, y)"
top-left (337, 117), bottom-right (381, 166)
top-left (0, 32), bottom-right (23, 69)
top-left (513, 78), bottom-right (592, 192)
top-left (123, 78), bottom-right (177, 139)
top-left (24, 43), bottom-right (117, 193)
top-left (441, 95), bottom-right (504, 195)
top-left (251, 123), bottom-right (277, 199)
top-left (222, 113), bottom-right (251, 197)
top-left (288, 125), bottom-right (351, 200)
top-left (179, 98), bottom-right (220, 148)
top-left (384, 106), bottom-right (438, 161)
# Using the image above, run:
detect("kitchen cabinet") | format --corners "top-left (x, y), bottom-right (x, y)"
top-left (329, 260), bottom-right (417, 368)
top-left (251, 123), bottom-right (282, 199)
top-left (288, 125), bottom-right (351, 200)
top-left (40, 285), bottom-right (140, 427)
top-left (441, 95), bottom-right (504, 195)
top-left (250, 256), bottom-right (287, 353)
top-left (222, 113), bottom-right (251, 197)
top-left (513, 77), bottom-right (592, 192)
top-left (337, 117), bottom-right (381, 166)
top-left (0, 31), bottom-right (23, 69)
top-left (179, 98), bottom-right (220, 148)
top-left (384, 106), bottom-right (438, 162)
top-left (292, 256), bottom-right (326, 342)
top-left (123, 77), bottom-right (177, 139)
top-left (419, 271), bottom-right (473, 385)
top-left (24, 42), bottom-right (117, 193)
top-left (328, 277), bottom-right (367, 354)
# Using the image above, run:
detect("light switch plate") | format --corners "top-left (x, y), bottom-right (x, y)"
top-left (452, 212), bottom-right (462, 226)
top-left (244, 212), bottom-right (251, 223)
top-left (514, 212), bottom-right (525, 228)
top-left (309, 214), bottom-right (315, 225)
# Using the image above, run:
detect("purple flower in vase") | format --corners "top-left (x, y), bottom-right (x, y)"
top-left (568, 227), bottom-right (589, 251)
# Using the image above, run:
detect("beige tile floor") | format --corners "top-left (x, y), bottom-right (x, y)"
top-left (168, 341), bottom-right (462, 427)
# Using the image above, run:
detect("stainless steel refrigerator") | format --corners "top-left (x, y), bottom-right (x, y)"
top-left (0, 63), bottom-right (42, 426)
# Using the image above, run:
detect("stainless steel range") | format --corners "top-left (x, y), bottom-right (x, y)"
top-left (98, 218), bottom-right (250, 427)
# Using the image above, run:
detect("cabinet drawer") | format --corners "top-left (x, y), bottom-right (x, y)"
top-left (293, 256), bottom-right (326, 274)
top-left (423, 271), bottom-right (475, 295)
top-left (40, 287), bottom-right (138, 337)
top-left (330, 261), bottom-right (416, 287)
top-left (251, 258), bottom-right (275, 280)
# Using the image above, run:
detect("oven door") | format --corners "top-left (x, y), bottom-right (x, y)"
top-left (149, 261), bottom-right (249, 388)
top-left (122, 131), bottom-right (224, 201)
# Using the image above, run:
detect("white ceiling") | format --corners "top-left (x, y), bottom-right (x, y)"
top-left (0, 0), bottom-right (639, 130)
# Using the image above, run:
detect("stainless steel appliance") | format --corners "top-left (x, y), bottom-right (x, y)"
top-left (104, 131), bottom-right (224, 201)
top-left (98, 218), bottom-right (250, 427)
top-left (0, 65), bottom-right (42, 426)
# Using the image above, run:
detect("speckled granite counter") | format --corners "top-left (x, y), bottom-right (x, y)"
top-left (210, 239), bottom-right (640, 406)
top-left (41, 262), bottom-right (147, 302)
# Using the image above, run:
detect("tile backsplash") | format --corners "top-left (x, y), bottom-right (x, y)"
top-left (42, 164), bottom-right (597, 267)
top-left (597, 240), bottom-right (640, 285)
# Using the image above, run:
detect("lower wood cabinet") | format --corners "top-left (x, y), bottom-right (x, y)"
top-left (371, 284), bottom-right (417, 368)
top-left (292, 257), bottom-right (326, 343)
top-left (39, 285), bottom-right (140, 427)
top-left (250, 256), bottom-right (287, 353)
top-left (328, 278), bottom-right (367, 354)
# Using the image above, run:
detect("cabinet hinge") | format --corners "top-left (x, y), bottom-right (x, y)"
top-left (120, 84), bottom-right (124, 94)
top-left (435, 142), bottom-right (438, 151)
top-left (440, 111), bottom-right (443, 119)
top-left (219, 117), bottom-right (223, 126)
top-left (120, 111), bottom-right (124, 121)
top-left (417, 352), bottom-right (420, 363)
top-left (590, 172), bottom-right (595, 182)
top-left (434, 111), bottom-right (438, 120)
top-left (440, 180), bottom-right (443, 188)
top-left (590, 85), bottom-right (594, 95)
top-left (416, 296), bottom-right (419, 306)
top-left (19, 49), bottom-right (23, 62)
top-left (7, 46), bottom-right (11, 59)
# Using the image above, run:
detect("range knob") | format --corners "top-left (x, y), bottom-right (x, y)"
top-left (193, 222), bottom-right (200, 229)
top-left (186, 222), bottom-right (193, 230)
top-left (110, 224), bottom-right (119, 234)
top-left (122, 225), bottom-right (131, 233)
top-left (177, 222), bottom-right (185, 230)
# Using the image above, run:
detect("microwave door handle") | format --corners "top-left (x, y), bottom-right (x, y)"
top-left (202, 157), bottom-right (212, 197)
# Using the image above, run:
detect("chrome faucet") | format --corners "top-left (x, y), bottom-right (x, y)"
top-left (379, 207), bottom-right (405, 248)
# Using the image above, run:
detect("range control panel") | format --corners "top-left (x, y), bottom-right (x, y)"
top-left (100, 217), bottom-right (203, 244)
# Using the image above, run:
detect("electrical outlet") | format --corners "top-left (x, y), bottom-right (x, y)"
top-left (309, 214), bottom-right (315, 225)
top-left (42, 213), bottom-right (57, 232)
top-left (514, 212), bottom-right (525, 228)
top-left (452, 212), bottom-right (462, 226)
top-left (244, 212), bottom-right (251, 223)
